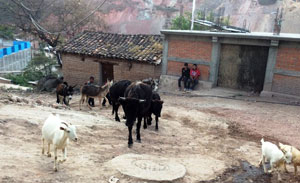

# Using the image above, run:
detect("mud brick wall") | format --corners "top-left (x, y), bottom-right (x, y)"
top-left (272, 45), bottom-right (300, 96)
top-left (113, 61), bottom-right (161, 81)
top-left (62, 53), bottom-right (161, 87)
top-left (62, 54), bottom-right (100, 87)
top-left (166, 37), bottom-right (212, 81)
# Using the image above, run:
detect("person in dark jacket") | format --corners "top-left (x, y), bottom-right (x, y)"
top-left (178, 63), bottom-right (190, 91)
top-left (87, 76), bottom-right (95, 107)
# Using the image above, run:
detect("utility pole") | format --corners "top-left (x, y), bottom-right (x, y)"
top-left (191, 0), bottom-right (196, 30)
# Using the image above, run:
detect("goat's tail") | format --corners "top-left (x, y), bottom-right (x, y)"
top-left (261, 138), bottom-right (265, 144)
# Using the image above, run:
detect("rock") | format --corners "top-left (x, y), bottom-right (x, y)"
top-left (16, 97), bottom-right (22, 103)
top-left (22, 98), bottom-right (29, 104)
top-left (36, 99), bottom-right (43, 105)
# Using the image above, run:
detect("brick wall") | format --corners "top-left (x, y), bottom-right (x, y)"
top-left (272, 74), bottom-right (300, 96)
top-left (276, 47), bottom-right (300, 71)
top-left (167, 61), bottom-right (210, 81)
top-left (272, 45), bottom-right (300, 96)
top-left (62, 53), bottom-right (161, 87)
top-left (166, 38), bottom-right (212, 81)
top-left (168, 39), bottom-right (212, 61)
top-left (113, 61), bottom-right (161, 81)
top-left (62, 54), bottom-right (100, 87)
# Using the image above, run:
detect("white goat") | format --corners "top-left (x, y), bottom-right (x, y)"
top-left (42, 114), bottom-right (78, 171)
top-left (259, 138), bottom-right (292, 181)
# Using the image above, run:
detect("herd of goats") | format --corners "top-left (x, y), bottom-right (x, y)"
top-left (42, 78), bottom-right (163, 171)
top-left (41, 78), bottom-right (300, 181)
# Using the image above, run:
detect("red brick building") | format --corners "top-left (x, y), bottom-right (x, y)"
top-left (58, 31), bottom-right (162, 86)
top-left (161, 30), bottom-right (300, 98)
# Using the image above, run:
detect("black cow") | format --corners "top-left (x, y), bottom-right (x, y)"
top-left (56, 82), bottom-right (76, 106)
top-left (143, 92), bottom-right (163, 131)
top-left (109, 80), bottom-right (132, 122)
top-left (119, 82), bottom-right (152, 147)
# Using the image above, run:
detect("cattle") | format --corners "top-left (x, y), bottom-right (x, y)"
top-left (119, 82), bottom-right (152, 147)
top-left (109, 80), bottom-right (132, 122)
top-left (142, 78), bottom-right (159, 92)
top-left (42, 114), bottom-right (78, 171)
top-left (56, 82), bottom-right (76, 106)
top-left (143, 91), bottom-right (163, 131)
top-left (79, 80), bottom-right (113, 110)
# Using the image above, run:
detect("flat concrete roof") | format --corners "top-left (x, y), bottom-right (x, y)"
top-left (161, 30), bottom-right (300, 42)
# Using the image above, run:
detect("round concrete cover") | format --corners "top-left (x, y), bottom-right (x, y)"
top-left (111, 154), bottom-right (186, 181)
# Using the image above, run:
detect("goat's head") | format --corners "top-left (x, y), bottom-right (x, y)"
top-left (279, 143), bottom-right (293, 164)
top-left (60, 122), bottom-right (78, 142)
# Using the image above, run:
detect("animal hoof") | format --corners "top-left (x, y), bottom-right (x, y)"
top-left (143, 126), bottom-right (147, 129)
top-left (47, 153), bottom-right (51, 157)
top-left (128, 143), bottom-right (133, 148)
top-left (42, 150), bottom-right (44, 154)
top-left (136, 139), bottom-right (141, 143)
top-left (54, 167), bottom-right (58, 172)
top-left (155, 128), bottom-right (159, 131)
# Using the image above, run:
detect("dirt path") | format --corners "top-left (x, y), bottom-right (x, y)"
top-left (0, 91), bottom-right (299, 183)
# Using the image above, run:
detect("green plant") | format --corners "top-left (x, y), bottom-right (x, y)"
top-left (170, 11), bottom-right (231, 31)
top-left (4, 53), bottom-right (57, 87)
top-left (0, 25), bottom-right (14, 39)
top-left (6, 74), bottom-right (30, 87)
top-left (24, 53), bottom-right (56, 79)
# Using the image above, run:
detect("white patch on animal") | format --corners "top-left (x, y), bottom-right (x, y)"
top-left (259, 138), bottom-right (292, 181)
top-left (42, 114), bottom-right (78, 171)
top-left (135, 81), bottom-right (142, 85)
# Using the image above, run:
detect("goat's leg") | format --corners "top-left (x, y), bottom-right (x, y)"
top-left (42, 138), bottom-right (45, 154)
top-left (59, 147), bottom-right (67, 163)
top-left (268, 161), bottom-right (274, 173)
top-left (54, 147), bottom-right (58, 171)
top-left (295, 165), bottom-right (298, 175)
top-left (47, 143), bottom-right (51, 157)
top-left (261, 156), bottom-right (267, 173)
top-left (284, 162), bottom-right (288, 173)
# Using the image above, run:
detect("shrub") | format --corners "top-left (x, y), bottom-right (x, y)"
top-left (4, 53), bottom-right (57, 87)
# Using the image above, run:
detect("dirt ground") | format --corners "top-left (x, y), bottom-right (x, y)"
top-left (1, 88), bottom-right (300, 183)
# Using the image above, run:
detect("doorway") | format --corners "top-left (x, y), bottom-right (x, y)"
top-left (218, 45), bottom-right (269, 93)
top-left (102, 63), bottom-right (114, 84)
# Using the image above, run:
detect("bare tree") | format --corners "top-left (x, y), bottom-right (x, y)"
top-left (0, 0), bottom-right (108, 66)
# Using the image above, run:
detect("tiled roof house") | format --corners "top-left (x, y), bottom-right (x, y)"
top-left (58, 31), bottom-right (163, 86)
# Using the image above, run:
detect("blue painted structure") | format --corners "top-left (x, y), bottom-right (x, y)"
top-left (0, 41), bottom-right (31, 58)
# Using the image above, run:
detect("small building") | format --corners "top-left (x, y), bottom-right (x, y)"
top-left (161, 30), bottom-right (300, 98)
top-left (58, 31), bottom-right (162, 86)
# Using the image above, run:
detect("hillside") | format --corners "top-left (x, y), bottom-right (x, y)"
top-left (97, 0), bottom-right (300, 34)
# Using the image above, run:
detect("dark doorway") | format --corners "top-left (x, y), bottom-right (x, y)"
top-left (218, 45), bottom-right (269, 93)
top-left (102, 63), bottom-right (114, 83)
